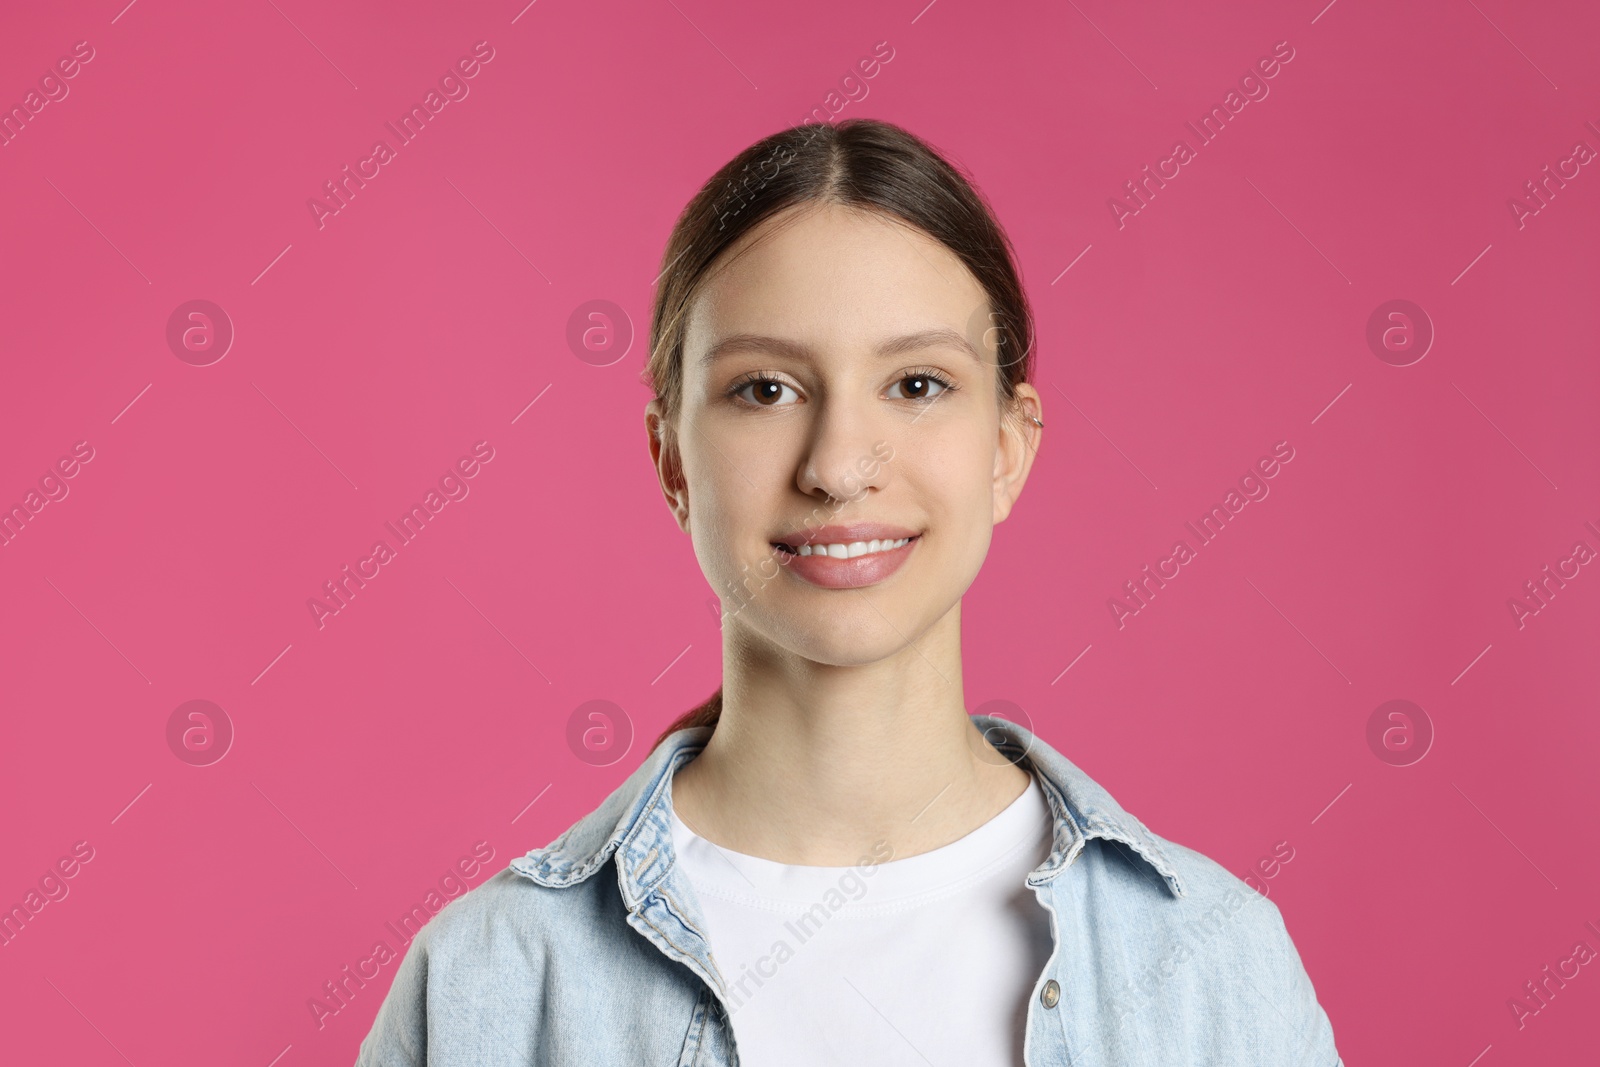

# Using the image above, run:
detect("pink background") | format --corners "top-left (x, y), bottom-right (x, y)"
top-left (2, 0), bottom-right (1597, 1063)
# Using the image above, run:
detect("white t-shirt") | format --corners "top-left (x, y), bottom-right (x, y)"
top-left (668, 773), bottom-right (1055, 1066)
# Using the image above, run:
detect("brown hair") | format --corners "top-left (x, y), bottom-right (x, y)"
top-left (644, 118), bottom-right (1037, 752)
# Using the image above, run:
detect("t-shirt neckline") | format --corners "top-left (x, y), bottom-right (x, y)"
top-left (667, 773), bottom-right (1050, 910)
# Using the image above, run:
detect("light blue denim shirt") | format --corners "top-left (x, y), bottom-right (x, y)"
top-left (354, 715), bottom-right (1342, 1066)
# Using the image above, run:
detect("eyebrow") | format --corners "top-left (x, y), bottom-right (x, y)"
top-left (696, 326), bottom-right (983, 368)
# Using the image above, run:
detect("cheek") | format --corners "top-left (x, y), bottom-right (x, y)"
top-left (686, 482), bottom-right (739, 555)
top-left (915, 432), bottom-right (994, 507)
top-left (902, 445), bottom-right (992, 552)
top-left (934, 441), bottom-right (992, 566)
top-left (684, 450), bottom-right (782, 569)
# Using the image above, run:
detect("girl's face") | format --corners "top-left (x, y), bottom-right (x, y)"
top-left (647, 201), bottom-right (1041, 666)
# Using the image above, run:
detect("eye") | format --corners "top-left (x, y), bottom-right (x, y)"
top-left (888, 370), bottom-right (956, 402)
top-left (729, 374), bottom-right (802, 407)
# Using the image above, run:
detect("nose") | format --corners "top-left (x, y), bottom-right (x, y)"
top-left (795, 397), bottom-right (890, 506)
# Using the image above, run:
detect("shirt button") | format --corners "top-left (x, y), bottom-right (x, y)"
top-left (1040, 979), bottom-right (1060, 1009)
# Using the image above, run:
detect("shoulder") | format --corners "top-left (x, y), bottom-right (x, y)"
top-left (1146, 832), bottom-right (1300, 959)
top-left (352, 860), bottom-right (621, 1066)
top-left (1092, 827), bottom-right (1342, 1065)
top-left (407, 859), bottom-right (619, 966)
top-left (1070, 815), bottom-right (1290, 962)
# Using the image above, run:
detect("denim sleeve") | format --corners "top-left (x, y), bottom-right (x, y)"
top-left (353, 930), bottom-right (430, 1067)
top-left (1262, 899), bottom-right (1342, 1067)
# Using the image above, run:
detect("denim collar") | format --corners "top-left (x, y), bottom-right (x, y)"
top-left (510, 713), bottom-right (1187, 903)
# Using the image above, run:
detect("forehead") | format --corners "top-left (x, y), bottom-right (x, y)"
top-left (683, 202), bottom-right (988, 356)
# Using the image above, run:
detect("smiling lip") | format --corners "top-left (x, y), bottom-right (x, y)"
top-left (770, 523), bottom-right (921, 590)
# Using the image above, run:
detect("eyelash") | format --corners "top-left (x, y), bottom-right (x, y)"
top-left (726, 367), bottom-right (959, 407)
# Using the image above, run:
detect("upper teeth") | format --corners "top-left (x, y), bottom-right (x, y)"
top-left (794, 538), bottom-right (911, 558)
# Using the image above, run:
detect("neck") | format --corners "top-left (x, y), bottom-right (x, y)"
top-left (670, 606), bottom-right (1032, 865)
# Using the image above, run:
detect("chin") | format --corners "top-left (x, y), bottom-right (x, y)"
top-left (755, 599), bottom-right (940, 665)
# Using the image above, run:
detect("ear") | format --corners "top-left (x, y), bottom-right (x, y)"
top-left (992, 383), bottom-right (1042, 525)
top-left (645, 399), bottom-right (691, 533)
